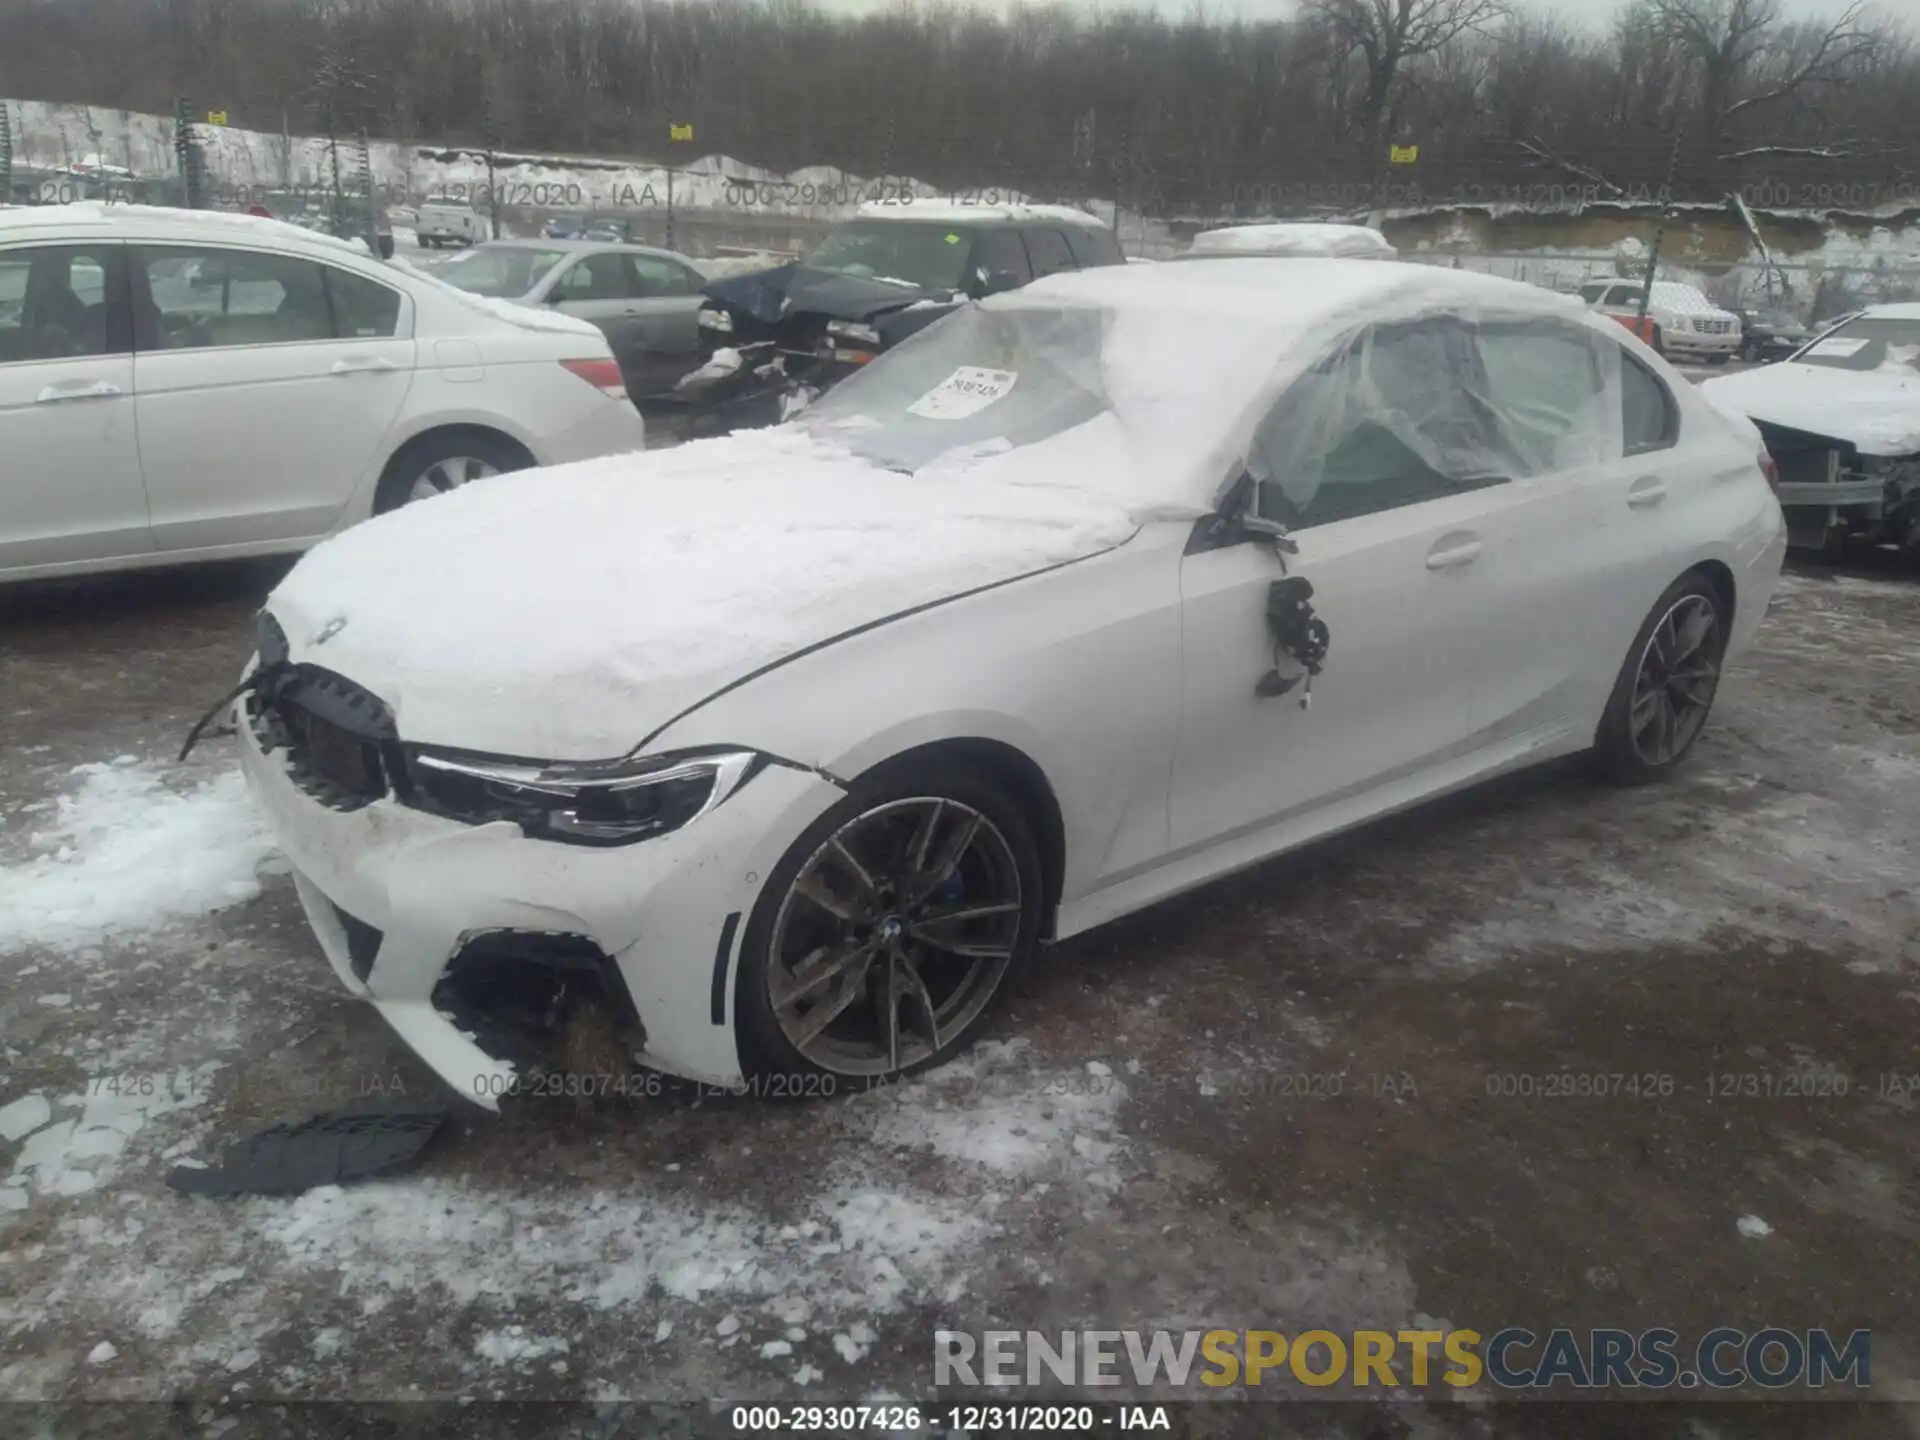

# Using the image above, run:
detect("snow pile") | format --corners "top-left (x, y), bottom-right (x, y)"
top-left (0, 759), bottom-right (277, 955)
top-left (263, 426), bottom-right (1144, 756)
top-left (2, 1066), bottom-right (222, 1210)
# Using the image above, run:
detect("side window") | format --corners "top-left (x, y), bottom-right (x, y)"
top-left (554, 253), bottom-right (634, 301)
top-left (628, 255), bottom-right (696, 298)
top-left (1578, 281), bottom-right (1610, 305)
top-left (323, 265), bottom-right (403, 338)
top-left (1064, 225), bottom-right (1123, 268)
top-left (0, 245), bottom-right (130, 362)
top-left (137, 246), bottom-right (332, 349)
top-left (1022, 228), bottom-right (1076, 279)
top-left (969, 229), bottom-right (1034, 289)
top-left (1474, 320), bottom-right (1609, 477)
top-left (1252, 318), bottom-right (1513, 529)
top-left (1604, 285), bottom-right (1641, 309)
top-left (1622, 353), bottom-right (1680, 456)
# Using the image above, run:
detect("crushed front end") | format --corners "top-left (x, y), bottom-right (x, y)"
top-left (1758, 421), bottom-right (1920, 558)
top-left (230, 613), bottom-right (845, 1112)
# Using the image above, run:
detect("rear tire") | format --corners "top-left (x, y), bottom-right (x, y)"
top-left (372, 430), bottom-right (531, 514)
top-left (733, 760), bottom-right (1044, 1087)
top-left (1593, 574), bottom-right (1728, 785)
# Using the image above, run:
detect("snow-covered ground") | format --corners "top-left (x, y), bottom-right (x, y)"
top-left (5, 551), bottom-right (1920, 1413)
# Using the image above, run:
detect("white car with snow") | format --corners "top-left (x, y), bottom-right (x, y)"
top-left (228, 258), bottom-right (1785, 1109)
top-left (1701, 303), bottom-right (1920, 555)
top-left (1578, 279), bottom-right (1741, 364)
top-left (0, 203), bottom-right (646, 584)
top-left (1173, 222), bottom-right (1398, 261)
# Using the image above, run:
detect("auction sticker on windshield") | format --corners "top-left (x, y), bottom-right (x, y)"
top-left (908, 367), bottom-right (1019, 420)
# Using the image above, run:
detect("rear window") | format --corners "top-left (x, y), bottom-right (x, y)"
top-left (1022, 228), bottom-right (1076, 279)
top-left (436, 245), bottom-right (568, 298)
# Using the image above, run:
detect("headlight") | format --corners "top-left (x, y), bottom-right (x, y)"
top-left (825, 319), bottom-right (882, 347)
top-left (404, 748), bottom-right (761, 846)
top-left (697, 307), bottom-right (734, 333)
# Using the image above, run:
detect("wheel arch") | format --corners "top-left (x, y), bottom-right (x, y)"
top-left (368, 422), bottom-right (539, 514)
top-left (1684, 556), bottom-right (1737, 633)
top-left (852, 736), bottom-right (1068, 941)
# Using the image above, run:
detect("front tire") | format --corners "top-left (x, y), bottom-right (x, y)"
top-left (1593, 574), bottom-right (1728, 784)
top-left (734, 761), bottom-right (1044, 1085)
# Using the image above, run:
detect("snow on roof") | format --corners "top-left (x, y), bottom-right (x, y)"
top-left (1183, 222), bottom-right (1398, 260)
top-left (1015, 254), bottom-right (1580, 325)
top-left (0, 201), bottom-right (372, 259)
top-left (854, 198), bottom-right (1110, 229)
top-left (1863, 302), bottom-right (1920, 320)
top-left (995, 258), bottom-right (1591, 509)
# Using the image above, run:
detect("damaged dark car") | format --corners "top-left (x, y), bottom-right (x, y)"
top-left (667, 201), bottom-right (1124, 434)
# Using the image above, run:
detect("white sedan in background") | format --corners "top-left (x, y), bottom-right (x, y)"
top-left (231, 258), bottom-right (1785, 1108)
top-left (0, 203), bottom-right (646, 584)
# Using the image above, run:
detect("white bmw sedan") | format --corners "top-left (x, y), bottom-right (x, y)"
top-left (230, 258), bottom-right (1786, 1108)
top-left (1, 204), bottom-right (645, 584)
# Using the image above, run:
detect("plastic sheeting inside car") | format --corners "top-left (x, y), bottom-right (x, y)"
top-left (1244, 312), bottom-right (1624, 526)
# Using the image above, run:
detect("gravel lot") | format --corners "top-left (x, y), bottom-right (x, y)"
top-left (3, 534), bottom-right (1918, 1437)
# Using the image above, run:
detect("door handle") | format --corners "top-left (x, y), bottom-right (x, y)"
top-left (35, 380), bottom-right (122, 403)
top-left (1425, 533), bottom-right (1483, 571)
top-left (1627, 475), bottom-right (1668, 508)
top-left (330, 357), bottom-right (399, 375)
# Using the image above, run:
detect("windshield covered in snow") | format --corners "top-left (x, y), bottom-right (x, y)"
top-left (1793, 316), bottom-right (1920, 374)
top-left (797, 302), bottom-right (1108, 473)
top-left (433, 244), bottom-right (569, 298)
top-left (806, 221), bottom-right (973, 293)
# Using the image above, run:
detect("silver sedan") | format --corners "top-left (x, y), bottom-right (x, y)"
top-left (432, 239), bottom-right (708, 396)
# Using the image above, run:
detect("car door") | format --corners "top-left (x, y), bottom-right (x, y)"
top-left (545, 250), bottom-right (644, 369)
top-left (620, 253), bottom-right (706, 396)
top-left (131, 243), bottom-right (415, 551)
top-left (0, 241), bottom-right (151, 572)
top-left (1170, 315), bottom-right (1590, 855)
top-left (1576, 344), bottom-right (1699, 663)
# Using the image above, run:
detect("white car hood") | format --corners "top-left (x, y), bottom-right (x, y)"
top-left (265, 425), bottom-right (1143, 759)
top-left (1700, 362), bottom-right (1920, 458)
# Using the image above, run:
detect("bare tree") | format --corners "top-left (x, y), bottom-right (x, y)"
top-left (1643, 0), bottom-right (1884, 146)
top-left (1303, 0), bottom-right (1508, 152)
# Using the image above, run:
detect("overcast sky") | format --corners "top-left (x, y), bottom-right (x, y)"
top-left (810, 0), bottom-right (1886, 24)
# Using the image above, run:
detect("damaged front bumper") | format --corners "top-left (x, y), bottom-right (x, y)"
top-left (1759, 423), bottom-right (1920, 551)
top-left (235, 682), bottom-right (844, 1111)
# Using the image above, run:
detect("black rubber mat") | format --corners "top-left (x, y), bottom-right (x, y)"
top-left (166, 1106), bottom-right (450, 1197)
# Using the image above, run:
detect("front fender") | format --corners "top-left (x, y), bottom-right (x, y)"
top-left (644, 528), bottom-right (1188, 905)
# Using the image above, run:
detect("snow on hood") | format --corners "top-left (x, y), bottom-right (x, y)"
top-left (264, 428), bottom-right (1141, 758)
top-left (1700, 362), bottom-right (1920, 457)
